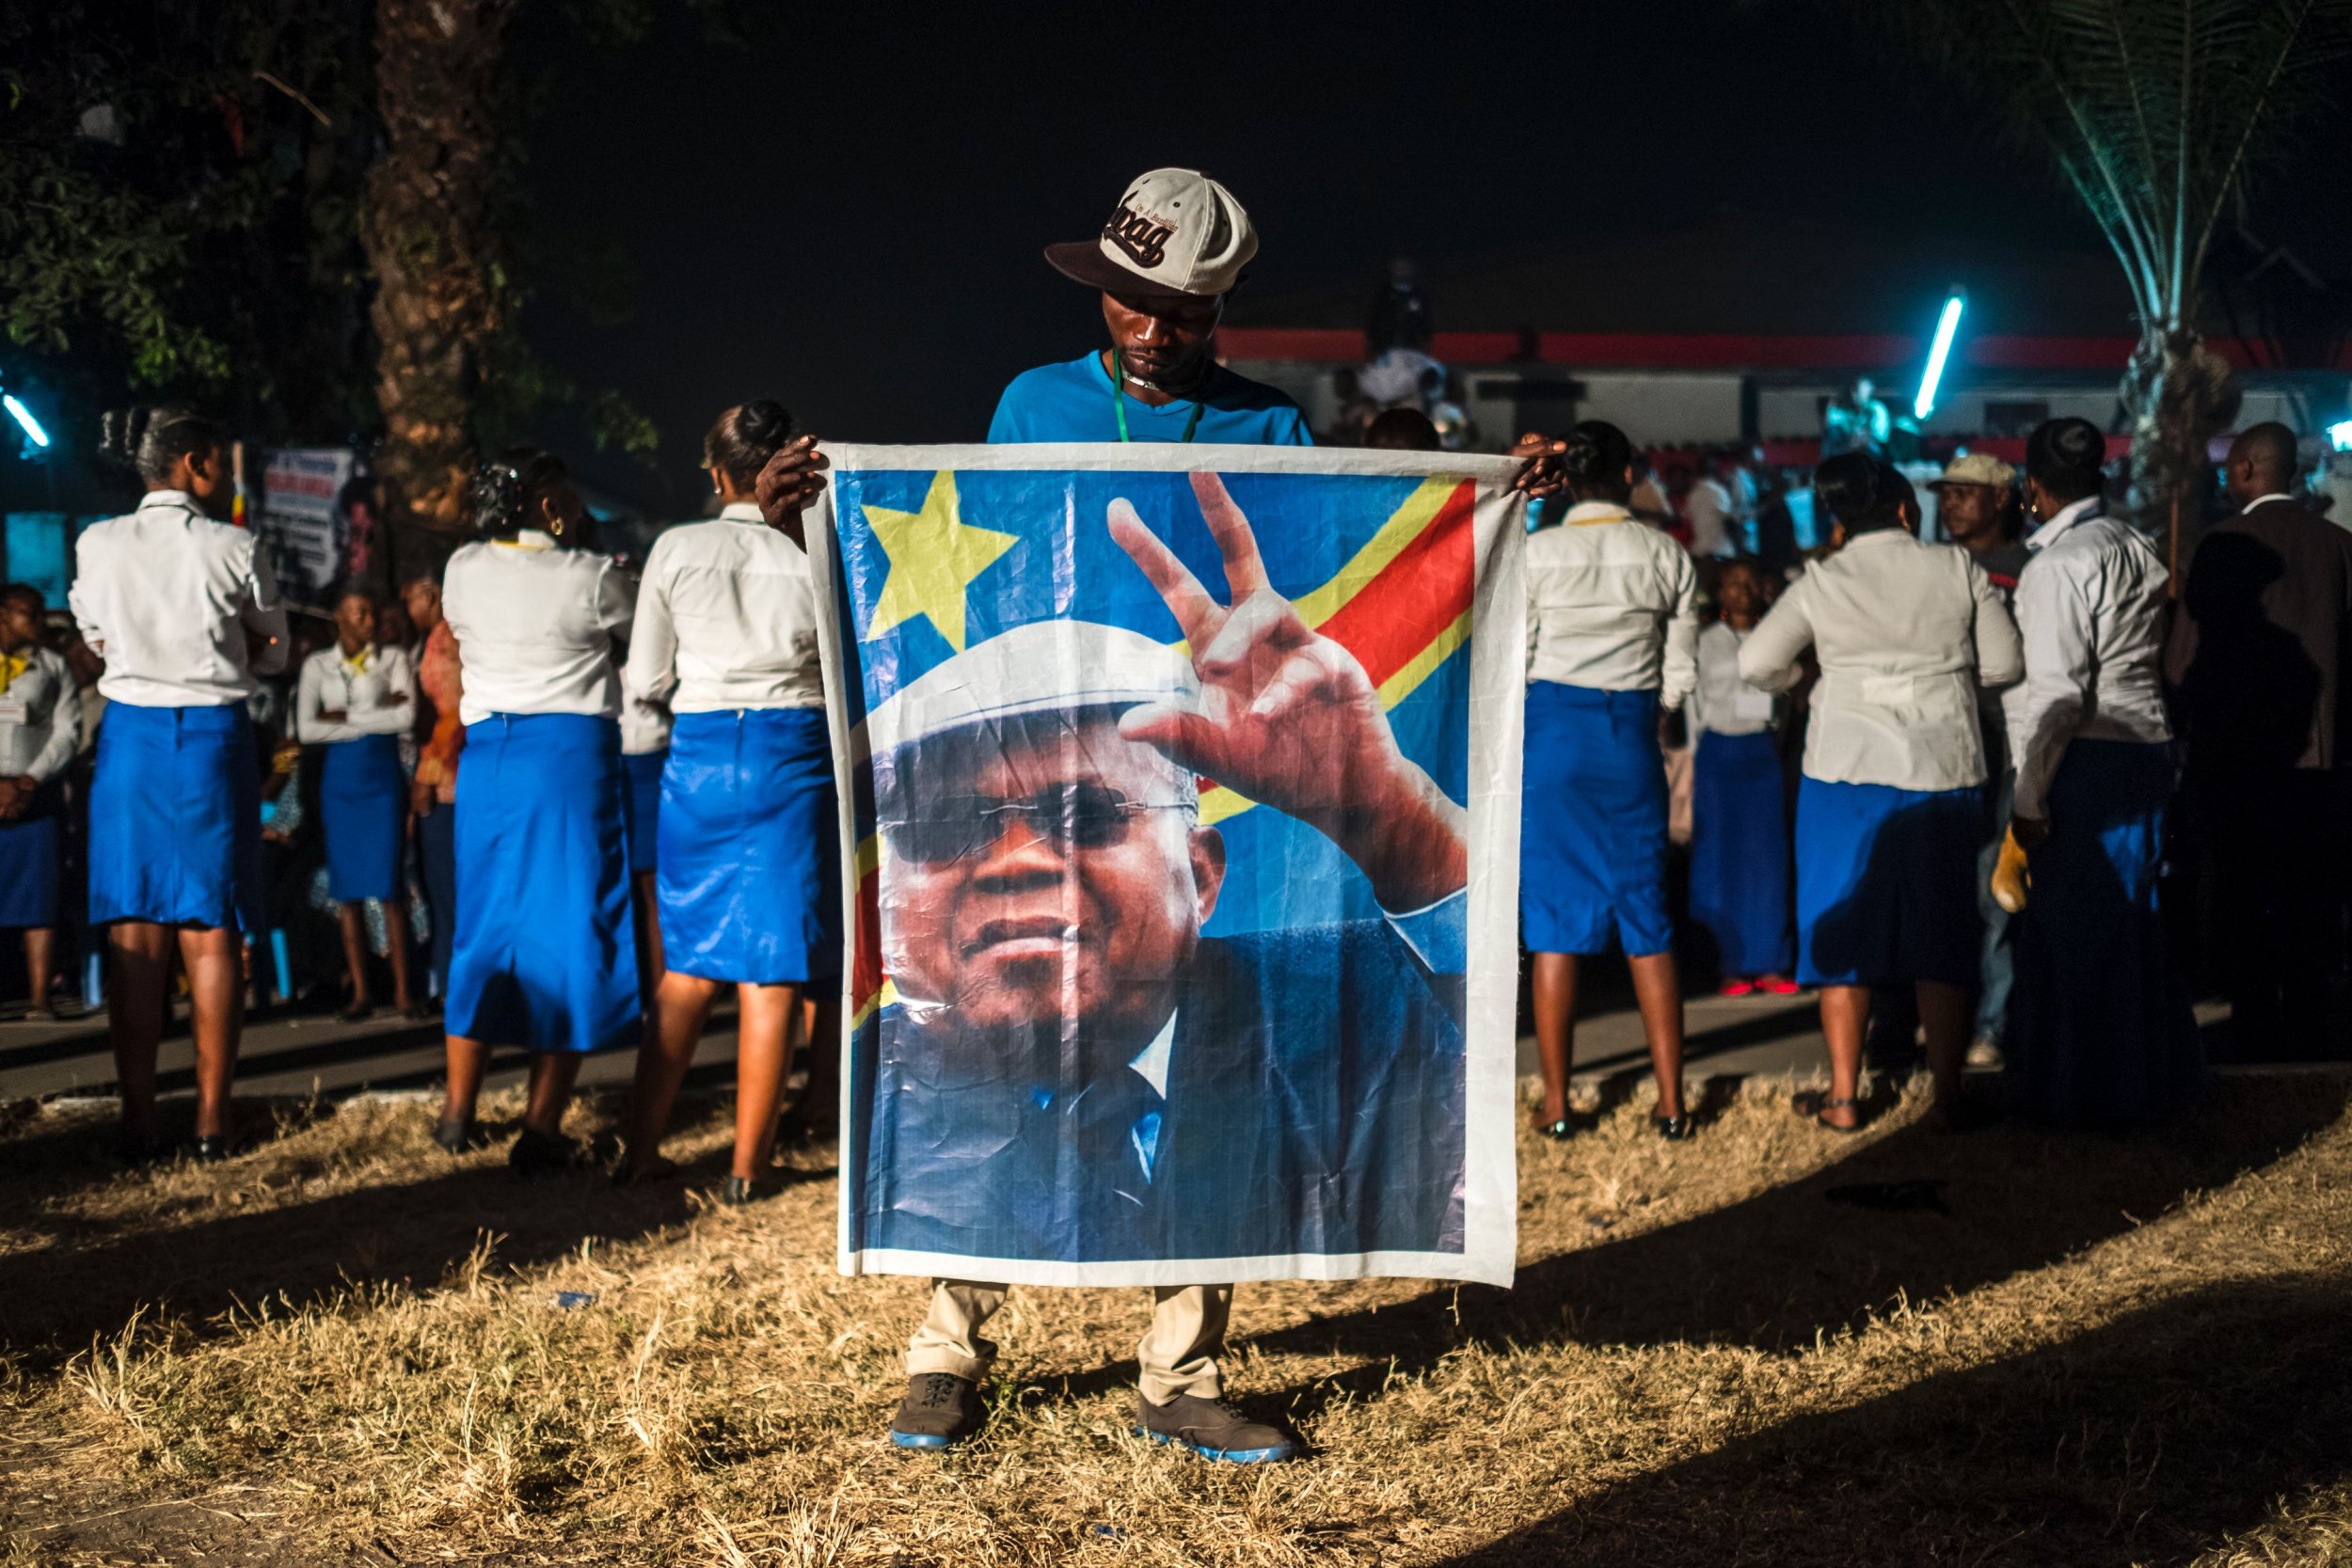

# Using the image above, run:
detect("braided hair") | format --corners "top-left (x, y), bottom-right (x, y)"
top-left (97, 405), bottom-right (229, 484)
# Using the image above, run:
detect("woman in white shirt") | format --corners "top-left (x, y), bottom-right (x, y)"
top-left (437, 451), bottom-right (637, 1172)
top-left (1523, 420), bottom-right (1698, 1141)
top-left (616, 402), bottom-right (841, 1201)
top-left (1740, 454), bottom-right (2022, 1131)
top-left (0, 584), bottom-right (82, 1018)
top-left (295, 588), bottom-right (420, 1021)
top-left (1687, 560), bottom-right (1794, 994)
top-left (2003, 419), bottom-right (2200, 1127)
top-left (72, 405), bottom-right (289, 1162)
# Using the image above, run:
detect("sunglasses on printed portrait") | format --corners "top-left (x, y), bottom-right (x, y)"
top-left (882, 781), bottom-right (1190, 866)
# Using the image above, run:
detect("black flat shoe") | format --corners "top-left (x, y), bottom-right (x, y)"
top-left (1652, 1110), bottom-right (1697, 1141)
top-left (337, 1004), bottom-right (373, 1024)
top-left (1533, 1117), bottom-right (1574, 1142)
top-left (432, 1117), bottom-right (479, 1154)
top-left (189, 1134), bottom-right (230, 1164)
top-left (508, 1127), bottom-right (581, 1177)
top-left (719, 1175), bottom-right (758, 1206)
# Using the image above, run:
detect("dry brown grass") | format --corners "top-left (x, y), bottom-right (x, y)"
top-left (2, 1070), bottom-right (2348, 1566)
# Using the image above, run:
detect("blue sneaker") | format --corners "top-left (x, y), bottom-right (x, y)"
top-left (889, 1373), bottom-right (982, 1450)
top-left (1136, 1394), bottom-right (1298, 1463)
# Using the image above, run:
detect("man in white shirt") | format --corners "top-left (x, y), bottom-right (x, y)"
top-left (2002, 420), bottom-right (2201, 1126)
top-left (0, 585), bottom-right (82, 1016)
top-left (1684, 456), bottom-right (1737, 561)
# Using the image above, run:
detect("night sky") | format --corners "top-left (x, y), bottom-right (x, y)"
top-left (519, 3), bottom-right (2348, 513)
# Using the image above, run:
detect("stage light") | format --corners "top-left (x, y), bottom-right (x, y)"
top-left (2328, 419), bottom-right (2352, 453)
top-left (1914, 293), bottom-right (1965, 421)
top-left (4, 392), bottom-right (48, 449)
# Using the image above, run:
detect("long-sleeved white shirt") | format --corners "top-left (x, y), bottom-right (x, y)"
top-left (70, 491), bottom-right (289, 707)
top-left (1740, 528), bottom-right (2022, 791)
top-left (0, 642), bottom-right (82, 783)
top-left (2003, 497), bottom-right (2173, 819)
top-left (1689, 622), bottom-right (1775, 740)
top-left (295, 642), bottom-right (416, 745)
top-left (1525, 502), bottom-right (1699, 708)
top-left (623, 503), bottom-right (827, 714)
top-left (441, 532), bottom-right (633, 724)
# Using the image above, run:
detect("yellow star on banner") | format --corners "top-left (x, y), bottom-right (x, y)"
top-left (860, 470), bottom-right (1019, 652)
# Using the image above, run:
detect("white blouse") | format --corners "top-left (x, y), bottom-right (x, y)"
top-left (1524, 502), bottom-right (1699, 707)
top-left (1689, 622), bottom-right (1775, 740)
top-left (70, 491), bottom-right (289, 707)
top-left (1740, 529), bottom-right (2023, 792)
top-left (624, 503), bottom-right (826, 713)
top-left (295, 642), bottom-right (416, 745)
top-left (441, 532), bottom-right (633, 724)
top-left (0, 643), bottom-right (81, 783)
top-left (2005, 498), bottom-right (2173, 820)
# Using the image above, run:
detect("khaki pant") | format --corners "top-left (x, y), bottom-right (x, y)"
top-left (906, 1280), bottom-right (1232, 1404)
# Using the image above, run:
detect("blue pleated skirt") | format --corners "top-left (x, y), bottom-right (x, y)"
top-left (1691, 730), bottom-right (1793, 976)
top-left (0, 793), bottom-right (59, 928)
top-left (320, 734), bottom-right (405, 902)
top-left (88, 703), bottom-right (261, 930)
top-left (623, 748), bottom-right (666, 875)
top-left (1520, 682), bottom-right (1673, 957)
top-left (2008, 739), bottom-right (2203, 1128)
top-left (445, 713), bottom-right (637, 1053)
top-left (1795, 775), bottom-right (1981, 987)
top-left (659, 707), bottom-right (841, 986)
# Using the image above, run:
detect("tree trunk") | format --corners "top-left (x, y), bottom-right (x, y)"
top-left (2119, 328), bottom-right (2240, 575)
top-left (360, 0), bottom-right (515, 581)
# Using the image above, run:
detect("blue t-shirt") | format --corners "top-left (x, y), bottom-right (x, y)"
top-left (987, 353), bottom-right (1313, 446)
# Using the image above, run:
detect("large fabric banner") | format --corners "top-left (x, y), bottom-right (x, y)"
top-left (811, 444), bottom-right (1524, 1289)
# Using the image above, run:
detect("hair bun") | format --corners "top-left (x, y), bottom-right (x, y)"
top-left (467, 462), bottom-right (527, 538)
top-left (1558, 433), bottom-right (1608, 485)
top-left (736, 399), bottom-right (793, 450)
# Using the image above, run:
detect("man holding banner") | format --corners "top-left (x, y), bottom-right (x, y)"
top-left (759, 170), bottom-right (1527, 1465)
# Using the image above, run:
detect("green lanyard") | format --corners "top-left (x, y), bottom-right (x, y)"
top-left (1110, 350), bottom-right (1204, 444)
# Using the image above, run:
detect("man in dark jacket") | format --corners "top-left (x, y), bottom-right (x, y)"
top-left (2167, 422), bottom-right (2352, 1057)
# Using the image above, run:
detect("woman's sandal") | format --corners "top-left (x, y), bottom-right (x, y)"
top-left (1531, 1115), bottom-right (1575, 1141)
top-left (1790, 1088), bottom-right (1865, 1133)
top-left (1651, 1110), bottom-right (1698, 1141)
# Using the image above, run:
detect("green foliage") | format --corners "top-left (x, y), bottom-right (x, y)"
top-left (0, 0), bottom-right (375, 441)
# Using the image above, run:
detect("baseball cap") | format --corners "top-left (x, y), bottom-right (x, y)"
top-left (1930, 451), bottom-right (2017, 489)
top-left (1045, 169), bottom-right (1258, 300)
top-left (868, 620), bottom-right (1198, 762)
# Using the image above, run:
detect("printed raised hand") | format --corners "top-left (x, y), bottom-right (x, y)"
top-left (1107, 471), bottom-right (1466, 912)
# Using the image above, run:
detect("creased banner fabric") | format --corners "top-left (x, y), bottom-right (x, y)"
top-left (811, 443), bottom-right (1524, 1289)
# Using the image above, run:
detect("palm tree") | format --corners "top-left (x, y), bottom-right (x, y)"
top-left (360, 0), bottom-right (516, 567)
top-left (1871, 0), bottom-right (2352, 562)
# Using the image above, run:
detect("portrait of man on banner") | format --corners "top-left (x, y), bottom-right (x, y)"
top-left (818, 446), bottom-right (1523, 1288)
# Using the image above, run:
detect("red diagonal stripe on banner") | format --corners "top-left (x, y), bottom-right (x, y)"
top-left (1310, 479), bottom-right (1476, 688)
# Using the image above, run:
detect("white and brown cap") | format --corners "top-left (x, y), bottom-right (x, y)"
top-left (1045, 168), bottom-right (1258, 300)
top-left (1929, 451), bottom-right (2018, 489)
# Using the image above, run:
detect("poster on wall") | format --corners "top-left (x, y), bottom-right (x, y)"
top-left (811, 442), bottom-right (1526, 1291)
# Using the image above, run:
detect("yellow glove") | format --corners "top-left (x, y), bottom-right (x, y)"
top-left (1990, 827), bottom-right (2031, 914)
